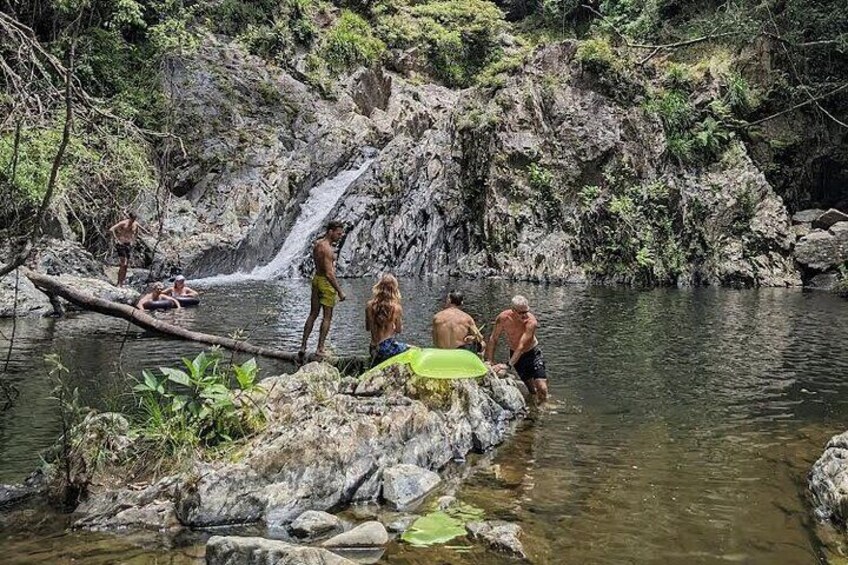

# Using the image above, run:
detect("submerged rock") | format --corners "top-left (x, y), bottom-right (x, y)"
top-left (206, 535), bottom-right (355, 565)
top-left (321, 521), bottom-right (388, 548)
top-left (466, 520), bottom-right (526, 559)
top-left (32, 363), bottom-right (524, 533)
top-left (381, 464), bottom-right (441, 508)
top-left (290, 510), bottom-right (344, 538)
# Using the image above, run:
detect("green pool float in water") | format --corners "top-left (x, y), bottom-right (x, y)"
top-left (371, 347), bottom-right (487, 379)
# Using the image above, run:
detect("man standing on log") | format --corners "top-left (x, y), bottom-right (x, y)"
top-left (109, 212), bottom-right (142, 287)
top-left (298, 221), bottom-right (346, 362)
top-left (486, 295), bottom-right (548, 403)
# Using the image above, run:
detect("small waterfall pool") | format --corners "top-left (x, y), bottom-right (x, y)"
top-left (2, 279), bottom-right (848, 563)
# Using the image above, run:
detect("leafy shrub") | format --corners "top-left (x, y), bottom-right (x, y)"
top-left (575, 37), bottom-right (621, 74)
top-left (528, 163), bottom-right (553, 192)
top-left (579, 184), bottom-right (601, 208)
top-left (646, 89), bottom-right (695, 133)
top-left (321, 10), bottom-right (385, 73)
top-left (724, 72), bottom-right (757, 115)
top-left (132, 350), bottom-right (265, 457)
top-left (376, 0), bottom-right (505, 87)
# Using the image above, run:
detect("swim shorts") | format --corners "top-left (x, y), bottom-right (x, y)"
top-left (371, 337), bottom-right (410, 367)
top-left (116, 243), bottom-right (132, 260)
top-left (312, 274), bottom-right (338, 307)
top-left (509, 347), bottom-right (547, 383)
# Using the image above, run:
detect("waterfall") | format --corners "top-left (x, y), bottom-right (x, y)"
top-left (196, 156), bottom-right (373, 285)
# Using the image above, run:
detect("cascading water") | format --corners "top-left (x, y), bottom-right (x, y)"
top-left (251, 158), bottom-right (373, 279)
top-left (197, 155), bottom-right (374, 285)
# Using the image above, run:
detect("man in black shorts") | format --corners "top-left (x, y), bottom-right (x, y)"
top-left (486, 295), bottom-right (548, 403)
top-left (109, 212), bottom-right (143, 287)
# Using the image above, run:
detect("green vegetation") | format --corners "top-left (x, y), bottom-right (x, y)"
top-left (576, 168), bottom-right (687, 285)
top-left (376, 0), bottom-right (505, 86)
top-left (321, 10), bottom-right (386, 73)
top-left (132, 350), bottom-right (266, 460)
top-left (401, 501), bottom-right (485, 546)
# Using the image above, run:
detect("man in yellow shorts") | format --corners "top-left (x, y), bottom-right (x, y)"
top-left (299, 221), bottom-right (346, 361)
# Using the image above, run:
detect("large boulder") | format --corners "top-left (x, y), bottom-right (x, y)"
top-left (290, 510), bottom-right (343, 538)
top-left (812, 209), bottom-right (848, 230)
top-left (810, 431), bottom-right (848, 526)
top-left (794, 222), bottom-right (848, 272)
top-left (793, 209), bottom-right (826, 225)
top-left (0, 269), bottom-right (52, 317)
top-left (321, 521), bottom-right (388, 548)
top-left (381, 464), bottom-right (441, 508)
top-left (206, 535), bottom-right (355, 565)
top-left (36, 363), bottom-right (524, 532)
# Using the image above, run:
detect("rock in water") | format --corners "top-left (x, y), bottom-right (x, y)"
top-left (381, 464), bottom-right (441, 508)
top-left (290, 510), bottom-right (343, 538)
top-left (810, 431), bottom-right (848, 525)
top-left (466, 520), bottom-right (527, 559)
top-left (29, 363), bottom-right (525, 532)
top-left (321, 521), bottom-right (389, 548)
top-left (795, 222), bottom-right (848, 272)
top-left (206, 535), bottom-right (355, 565)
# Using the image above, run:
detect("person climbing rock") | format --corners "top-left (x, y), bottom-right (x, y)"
top-left (366, 274), bottom-right (409, 367)
top-left (299, 220), bottom-right (346, 362)
top-left (432, 290), bottom-right (485, 356)
top-left (487, 295), bottom-right (548, 403)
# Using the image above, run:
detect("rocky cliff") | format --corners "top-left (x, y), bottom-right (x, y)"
top-left (135, 36), bottom-right (806, 287)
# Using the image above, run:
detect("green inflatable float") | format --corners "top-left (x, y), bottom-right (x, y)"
top-left (370, 347), bottom-right (487, 379)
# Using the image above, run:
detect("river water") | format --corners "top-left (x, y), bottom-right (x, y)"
top-left (1, 278), bottom-right (847, 563)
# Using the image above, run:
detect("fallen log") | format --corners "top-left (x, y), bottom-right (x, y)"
top-left (23, 268), bottom-right (367, 369)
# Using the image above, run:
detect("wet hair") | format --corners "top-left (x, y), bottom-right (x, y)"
top-left (152, 282), bottom-right (164, 292)
top-left (327, 220), bottom-right (344, 232)
top-left (368, 274), bottom-right (401, 328)
top-left (128, 211), bottom-right (137, 221)
top-left (511, 295), bottom-right (529, 311)
top-left (448, 290), bottom-right (463, 306)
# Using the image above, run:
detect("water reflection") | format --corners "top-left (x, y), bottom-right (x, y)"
top-left (1, 280), bottom-right (848, 563)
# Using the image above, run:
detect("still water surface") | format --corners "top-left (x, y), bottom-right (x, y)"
top-left (1, 278), bottom-right (848, 563)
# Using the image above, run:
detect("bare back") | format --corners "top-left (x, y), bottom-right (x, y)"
top-left (432, 308), bottom-right (478, 348)
top-left (366, 301), bottom-right (402, 345)
top-left (313, 238), bottom-right (335, 276)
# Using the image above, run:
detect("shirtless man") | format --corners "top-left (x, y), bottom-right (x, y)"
top-left (109, 212), bottom-right (143, 287)
top-left (432, 291), bottom-right (485, 355)
top-left (137, 282), bottom-right (181, 310)
top-left (366, 274), bottom-right (408, 367)
top-left (298, 221), bottom-right (346, 361)
top-left (486, 295), bottom-right (548, 403)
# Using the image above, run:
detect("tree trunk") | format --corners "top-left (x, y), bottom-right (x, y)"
top-left (23, 269), bottom-right (365, 369)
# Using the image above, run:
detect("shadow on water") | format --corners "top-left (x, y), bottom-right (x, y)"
top-left (2, 279), bottom-right (848, 563)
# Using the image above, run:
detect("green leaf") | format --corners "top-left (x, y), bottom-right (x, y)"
top-left (401, 512), bottom-right (467, 547)
top-left (160, 367), bottom-right (191, 387)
